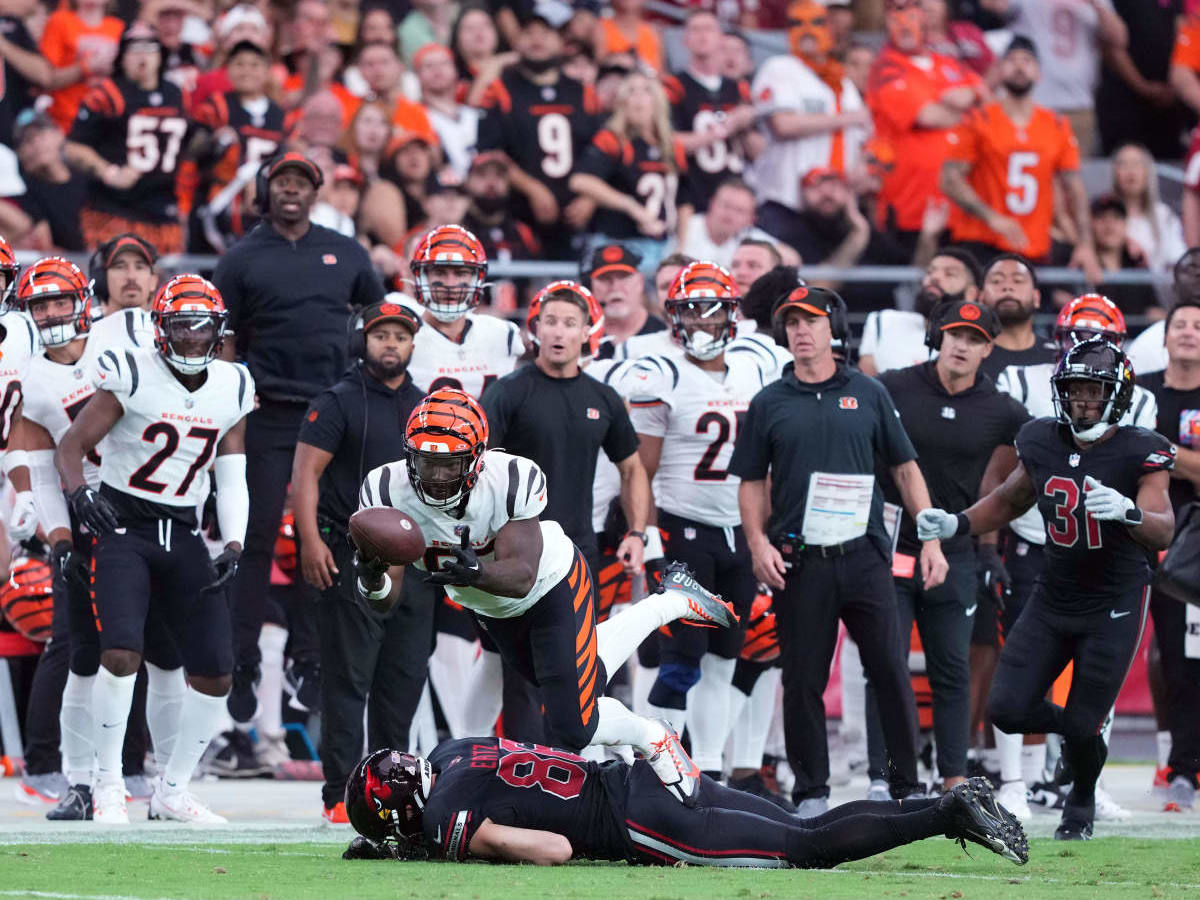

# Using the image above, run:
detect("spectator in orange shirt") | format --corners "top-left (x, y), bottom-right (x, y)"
top-left (940, 37), bottom-right (1101, 284)
top-left (1171, 12), bottom-right (1200, 117)
top-left (39, 0), bottom-right (123, 132)
top-left (867, 0), bottom-right (983, 261)
top-left (595, 0), bottom-right (663, 72)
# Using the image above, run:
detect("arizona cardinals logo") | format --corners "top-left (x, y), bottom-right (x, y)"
top-left (364, 767), bottom-right (393, 818)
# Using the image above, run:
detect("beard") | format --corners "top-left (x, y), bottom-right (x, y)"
top-left (1002, 78), bottom-right (1033, 97)
top-left (472, 193), bottom-right (508, 215)
top-left (521, 54), bottom-right (560, 74)
top-left (992, 296), bottom-right (1033, 325)
top-left (915, 287), bottom-right (965, 319)
top-left (365, 357), bottom-right (408, 381)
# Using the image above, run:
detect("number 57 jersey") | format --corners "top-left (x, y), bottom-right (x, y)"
top-left (94, 348), bottom-right (255, 511)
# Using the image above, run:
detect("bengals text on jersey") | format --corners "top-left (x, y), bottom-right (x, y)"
top-left (663, 71), bottom-right (751, 212)
top-left (576, 130), bottom-right (691, 239)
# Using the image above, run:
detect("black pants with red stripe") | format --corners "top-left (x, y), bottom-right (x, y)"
top-left (622, 762), bottom-right (948, 868)
top-left (472, 549), bottom-right (604, 752)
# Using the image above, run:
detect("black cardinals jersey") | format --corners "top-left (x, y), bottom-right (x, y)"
top-left (421, 738), bottom-right (628, 862)
top-left (576, 130), bottom-right (691, 239)
top-left (663, 71), bottom-right (750, 211)
top-left (69, 76), bottom-right (191, 223)
top-left (1016, 418), bottom-right (1175, 610)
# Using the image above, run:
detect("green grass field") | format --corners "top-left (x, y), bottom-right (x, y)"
top-left (1, 838), bottom-right (1198, 900)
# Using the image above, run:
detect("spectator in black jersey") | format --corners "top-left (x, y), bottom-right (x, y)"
top-left (585, 243), bottom-right (667, 359)
top-left (977, 253), bottom-right (1058, 380)
top-left (1137, 300), bottom-right (1200, 811)
top-left (13, 112), bottom-right (87, 252)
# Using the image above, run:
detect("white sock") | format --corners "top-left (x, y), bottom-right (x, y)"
top-left (458, 649), bottom-right (503, 738)
top-left (1157, 730), bottom-right (1172, 768)
top-left (688, 654), bottom-right (737, 773)
top-left (839, 635), bottom-right (867, 747)
top-left (631, 664), bottom-right (657, 717)
top-left (1020, 742), bottom-right (1047, 786)
top-left (162, 687), bottom-right (228, 793)
top-left (1101, 705), bottom-right (1115, 746)
top-left (145, 663), bottom-right (185, 770)
top-left (256, 623), bottom-right (287, 736)
top-left (645, 703), bottom-right (686, 739)
top-left (591, 696), bottom-right (662, 756)
top-left (431, 635), bottom-right (489, 738)
top-left (982, 746), bottom-right (1001, 772)
top-left (409, 682), bottom-right (439, 757)
top-left (994, 726), bottom-right (1023, 784)
top-left (597, 592), bottom-right (688, 681)
top-left (92, 668), bottom-right (136, 785)
top-left (731, 667), bottom-right (779, 770)
top-left (60, 671), bottom-right (94, 786)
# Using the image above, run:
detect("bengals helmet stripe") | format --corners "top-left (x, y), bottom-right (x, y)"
top-left (17, 257), bottom-right (92, 346)
top-left (665, 261), bottom-right (740, 361)
top-left (409, 225), bottom-right (487, 323)
top-left (1055, 293), bottom-right (1126, 349)
top-left (404, 388), bottom-right (489, 510)
top-left (740, 592), bottom-right (779, 664)
top-left (152, 274), bottom-right (228, 374)
top-left (0, 557), bottom-right (54, 642)
top-left (0, 235), bottom-right (18, 310)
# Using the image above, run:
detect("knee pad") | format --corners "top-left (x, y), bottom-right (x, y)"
top-left (647, 661), bottom-right (701, 709)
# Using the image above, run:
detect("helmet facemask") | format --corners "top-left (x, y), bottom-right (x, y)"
top-left (667, 298), bottom-right (738, 361)
top-left (414, 262), bottom-right (484, 323)
top-left (155, 311), bottom-right (227, 375)
top-left (28, 292), bottom-right (88, 347)
top-left (1053, 376), bottom-right (1117, 442)
top-left (405, 443), bottom-right (482, 511)
top-left (1050, 338), bottom-right (1133, 442)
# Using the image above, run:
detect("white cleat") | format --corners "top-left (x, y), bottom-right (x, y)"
top-left (149, 785), bottom-right (228, 824)
top-left (647, 720), bottom-right (700, 806)
top-left (1094, 784), bottom-right (1131, 821)
top-left (93, 781), bottom-right (130, 825)
top-left (996, 780), bottom-right (1032, 822)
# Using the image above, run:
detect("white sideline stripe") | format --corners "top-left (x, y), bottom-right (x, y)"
top-left (627, 828), bottom-right (788, 868)
top-left (0, 892), bottom-right (183, 900)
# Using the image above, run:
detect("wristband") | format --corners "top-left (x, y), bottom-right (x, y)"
top-left (357, 573), bottom-right (391, 601)
top-left (625, 530), bottom-right (648, 546)
top-left (1124, 506), bottom-right (1143, 527)
top-left (955, 512), bottom-right (971, 537)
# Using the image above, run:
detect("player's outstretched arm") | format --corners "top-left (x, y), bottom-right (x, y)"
top-left (919, 460), bottom-right (1036, 541)
top-left (1127, 470), bottom-right (1174, 551)
top-left (468, 819), bottom-right (572, 866)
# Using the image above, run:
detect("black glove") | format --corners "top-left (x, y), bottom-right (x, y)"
top-left (67, 485), bottom-right (119, 537)
top-left (354, 550), bottom-right (390, 591)
top-left (428, 526), bottom-right (483, 587)
top-left (977, 543), bottom-right (1012, 609)
top-left (206, 546), bottom-right (241, 592)
top-left (51, 540), bottom-right (90, 593)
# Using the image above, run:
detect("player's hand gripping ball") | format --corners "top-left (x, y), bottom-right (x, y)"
top-left (349, 507), bottom-right (426, 565)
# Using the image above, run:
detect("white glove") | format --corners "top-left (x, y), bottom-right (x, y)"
top-left (916, 508), bottom-right (959, 541)
top-left (643, 525), bottom-right (664, 563)
top-left (1084, 476), bottom-right (1138, 523)
top-left (7, 490), bottom-right (38, 542)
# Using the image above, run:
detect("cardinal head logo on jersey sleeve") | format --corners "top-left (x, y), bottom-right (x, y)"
top-left (151, 274), bottom-right (228, 375)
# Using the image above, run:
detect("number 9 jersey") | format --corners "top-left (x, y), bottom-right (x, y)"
top-left (94, 347), bottom-right (255, 509)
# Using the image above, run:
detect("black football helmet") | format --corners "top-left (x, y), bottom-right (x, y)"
top-left (345, 748), bottom-right (433, 858)
top-left (1050, 337), bottom-right (1134, 442)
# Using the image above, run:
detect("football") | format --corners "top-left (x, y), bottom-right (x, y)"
top-left (348, 507), bottom-right (426, 565)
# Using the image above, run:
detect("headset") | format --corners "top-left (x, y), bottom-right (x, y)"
top-left (923, 299), bottom-right (1001, 352)
top-left (255, 155), bottom-right (325, 215)
top-left (347, 306), bottom-right (368, 361)
top-left (87, 233), bottom-right (158, 304)
top-left (771, 285), bottom-right (850, 352)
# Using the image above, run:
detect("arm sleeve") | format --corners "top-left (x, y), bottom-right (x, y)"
top-left (295, 390), bottom-right (347, 454)
top-left (870, 72), bottom-right (934, 134)
top-left (751, 58), bottom-right (806, 113)
top-left (1000, 395), bottom-right (1033, 445)
top-left (1174, 21), bottom-right (1200, 71)
top-left (92, 348), bottom-right (137, 408)
top-left (38, 13), bottom-right (70, 65)
top-left (1055, 114), bottom-right (1081, 172)
top-left (212, 250), bottom-right (245, 336)
top-left (1141, 433), bottom-right (1177, 473)
top-left (858, 311), bottom-right (880, 357)
top-left (728, 396), bottom-right (771, 481)
top-left (351, 242), bottom-right (386, 307)
top-left (873, 379), bottom-right (918, 466)
top-left (944, 112), bottom-right (978, 164)
top-left (214, 453), bottom-right (249, 546)
top-left (67, 84), bottom-right (112, 145)
top-left (29, 448), bottom-right (70, 536)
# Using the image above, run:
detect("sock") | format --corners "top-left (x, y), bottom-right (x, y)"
top-left (687, 655), bottom-right (737, 773)
top-left (409, 682), bottom-right (438, 756)
top-left (458, 649), bottom-right (503, 738)
top-left (145, 663), bottom-right (185, 770)
top-left (1157, 730), bottom-right (1172, 769)
top-left (1064, 734), bottom-right (1108, 807)
top-left (982, 746), bottom-right (1000, 772)
top-left (578, 745), bottom-right (607, 763)
top-left (1020, 742), bottom-right (1047, 786)
top-left (593, 697), bottom-right (665, 755)
top-left (731, 667), bottom-right (780, 771)
top-left (645, 703), bottom-right (686, 738)
top-left (994, 727), bottom-right (1023, 784)
top-left (256, 623), bottom-right (287, 736)
top-left (92, 668), bottom-right (136, 785)
top-left (597, 593), bottom-right (689, 680)
top-left (631, 664), bottom-right (657, 717)
top-left (60, 671), bottom-right (95, 787)
top-left (162, 687), bottom-right (228, 793)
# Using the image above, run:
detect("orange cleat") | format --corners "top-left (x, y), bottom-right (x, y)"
top-left (322, 801), bottom-right (349, 824)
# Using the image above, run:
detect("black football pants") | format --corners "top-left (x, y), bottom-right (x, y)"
top-left (1149, 590), bottom-right (1200, 785)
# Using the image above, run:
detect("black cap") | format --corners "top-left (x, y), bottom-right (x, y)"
top-left (424, 170), bottom-right (467, 196)
top-left (935, 299), bottom-right (1001, 342)
top-left (361, 298), bottom-right (421, 335)
top-left (265, 151), bottom-right (323, 188)
top-left (227, 39), bottom-right (269, 59)
top-left (588, 243), bottom-right (642, 277)
top-left (1091, 193), bottom-right (1127, 217)
top-left (1004, 35), bottom-right (1038, 59)
top-left (772, 285), bottom-right (843, 322)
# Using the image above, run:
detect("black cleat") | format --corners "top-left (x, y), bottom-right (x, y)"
top-left (941, 779), bottom-right (1029, 865)
top-left (1054, 801), bottom-right (1094, 841)
top-left (227, 662), bottom-right (261, 723)
top-left (46, 784), bottom-right (92, 821)
top-left (728, 771), bottom-right (798, 814)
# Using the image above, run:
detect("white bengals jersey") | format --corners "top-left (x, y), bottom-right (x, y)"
top-left (996, 361), bottom-right (1157, 545)
top-left (408, 312), bottom-right (522, 399)
top-left (0, 311), bottom-right (37, 451)
top-left (358, 449), bottom-right (575, 618)
top-left (88, 306), bottom-right (154, 352)
top-left (94, 348), bottom-right (255, 508)
top-left (624, 352), bottom-right (772, 526)
top-left (614, 328), bottom-right (791, 381)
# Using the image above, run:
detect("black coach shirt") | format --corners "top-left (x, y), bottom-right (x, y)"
top-left (296, 364), bottom-right (424, 530)
top-left (482, 363), bottom-right (639, 557)
top-left (1138, 370), bottom-right (1200, 514)
top-left (728, 362), bottom-right (917, 556)
top-left (214, 222), bottom-right (385, 403)
top-left (879, 362), bottom-right (1030, 555)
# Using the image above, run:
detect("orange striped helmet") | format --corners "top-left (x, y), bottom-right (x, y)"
top-left (1054, 293), bottom-right (1126, 354)
top-left (526, 280), bottom-right (606, 359)
top-left (404, 388), bottom-right (489, 510)
top-left (410, 225), bottom-right (487, 322)
top-left (665, 261), bottom-right (740, 360)
top-left (17, 256), bottom-right (92, 347)
top-left (740, 592), bottom-right (779, 663)
top-left (152, 274), bottom-right (228, 374)
top-left (0, 557), bottom-right (54, 643)
top-left (0, 235), bottom-right (18, 311)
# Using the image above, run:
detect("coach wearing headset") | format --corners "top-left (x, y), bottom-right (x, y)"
top-left (730, 285), bottom-right (947, 816)
top-left (214, 151), bottom-right (386, 725)
top-left (291, 298), bottom-right (435, 823)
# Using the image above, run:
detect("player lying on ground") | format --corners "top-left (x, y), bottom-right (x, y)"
top-left (918, 337), bottom-right (1175, 841)
top-left (340, 740), bottom-right (1029, 867)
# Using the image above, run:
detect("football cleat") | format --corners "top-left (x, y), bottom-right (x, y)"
top-left (1028, 778), bottom-right (1067, 810)
top-left (995, 780), bottom-right (1032, 822)
top-left (285, 659), bottom-right (320, 713)
top-left (727, 772), bottom-right (797, 813)
top-left (46, 784), bottom-right (92, 821)
top-left (1094, 783), bottom-right (1131, 821)
top-left (124, 774), bottom-right (154, 801)
top-left (227, 663), bottom-right (261, 724)
top-left (661, 562), bottom-right (737, 628)
top-left (1054, 801), bottom-right (1094, 841)
top-left (647, 720), bottom-right (700, 806)
top-left (149, 785), bottom-right (227, 824)
top-left (795, 796), bottom-right (830, 818)
top-left (1163, 776), bottom-right (1196, 813)
top-left (322, 801), bottom-right (350, 824)
top-left (14, 772), bottom-right (67, 805)
top-left (93, 780), bottom-right (130, 825)
top-left (941, 779), bottom-right (1029, 865)
top-left (866, 780), bottom-right (891, 803)
top-left (1153, 765), bottom-right (1171, 794)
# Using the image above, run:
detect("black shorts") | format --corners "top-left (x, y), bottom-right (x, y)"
top-left (656, 511), bottom-right (754, 662)
top-left (472, 548), bottom-right (605, 751)
top-left (91, 517), bottom-right (231, 677)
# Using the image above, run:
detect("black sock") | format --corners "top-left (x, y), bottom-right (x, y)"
top-left (1065, 734), bottom-right (1107, 807)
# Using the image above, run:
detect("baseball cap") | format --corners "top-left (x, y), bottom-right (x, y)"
top-left (424, 170), bottom-right (467, 196)
top-left (588, 243), bottom-right (642, 278)
top-left (362, 297), bottom-right (421, 335)
top-left (936, 299), bottom-right (1000, 341)
top-left (412, 43), bottom-right (453, 68)
top-left (216, 4), bottom-right (268, 39)
top-left (332, 164), bottom-right (364, 187)
top-left (530, 0), bottom-right (574, 29)
top-left (772, 285), bottom-right (843, 321)
top-left (227, 39), bottom-right (269, 60)
top-left (1091, 193), bottom-right (1127, 217)
top-left (801, 167), bottom-right (844, 190)
top-left (1004, 35), bottom-right (1039, 59)
top-left (469, 151), bottom-right (508, 173)
top-left (265, 151), bottom-right (323, 188)
top-left (104, 234), bottom-right (157, 268)
top-left (14, 109), bottom-right (57, 144)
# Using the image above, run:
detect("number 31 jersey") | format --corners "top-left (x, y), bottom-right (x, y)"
top-left (94, 348), bottom-right (255, 510)
top-left (1016, 417), bottom-right (1174, 610)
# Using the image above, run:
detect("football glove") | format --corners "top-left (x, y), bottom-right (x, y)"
top-left (917, 508), bottom-right (960, 541)
top-left (7, 491), bottom-right (37, 542)
top-left (354, 550), bottom-right (390, 591)
top-left (1084, 476), bottom-right (1141, 524)
top-left (428, 526), bottom-right (483, 587)
top-left (51, 539), bottom-right (91, 593)
top-left (67, 485), bottom-right (119, 537)
top-left (976, 544), bottom-right (1012, 608)
top-left (206, 546), bottom-right (241, 592)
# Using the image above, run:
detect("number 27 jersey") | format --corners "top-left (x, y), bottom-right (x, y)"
top-left (94, 349), bottom-right (255, 510)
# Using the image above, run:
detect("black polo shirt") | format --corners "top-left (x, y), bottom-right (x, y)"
top-left (978, 331), bottom-right (1057, 381)
top-left (1138, 370), bottom-right (1200, 514)
top-left (482, 362), bottom-right (639, 558)
top-left (297, 364), bottom-right (425, 530)
top-left (879, 362), bottom-right (1030, 555)
top-left (729, 362), bottom-right (916, 556)
top-left (214, 221), bottom-right (385, 403)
